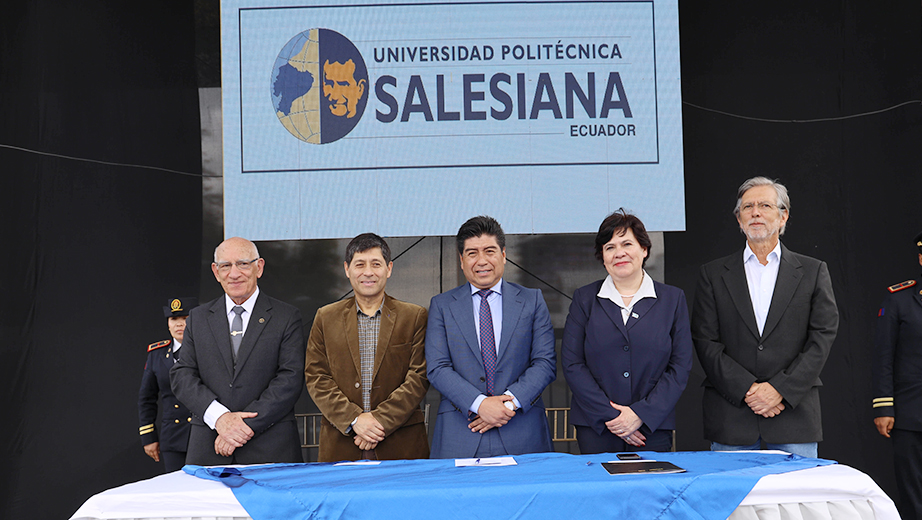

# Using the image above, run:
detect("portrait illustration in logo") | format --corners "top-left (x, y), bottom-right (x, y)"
top-left (271, 28), bottom-right (368, 144)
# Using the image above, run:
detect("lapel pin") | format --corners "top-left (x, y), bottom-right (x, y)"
top-left (631, 312), bottom-right (639, 319)
top-left (259, 317), bottom-right (265, 323)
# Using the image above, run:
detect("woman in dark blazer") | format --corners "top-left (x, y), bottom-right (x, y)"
top-left (562, 210), bottom-right (693, 453)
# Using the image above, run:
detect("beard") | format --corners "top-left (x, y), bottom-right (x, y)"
top-left (743, 221), bottom-right (777, 242)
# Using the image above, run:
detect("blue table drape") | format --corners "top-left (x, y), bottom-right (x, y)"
top-left (186, 451), bottom-right (835, 520)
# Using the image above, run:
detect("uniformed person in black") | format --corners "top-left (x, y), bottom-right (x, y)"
top-left (872, 231), bottom-right (922, 519)
top-left (138, 297), bottom-right (198, 472)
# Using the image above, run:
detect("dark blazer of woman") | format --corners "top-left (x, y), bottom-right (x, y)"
top-left (562, 279), bottom-right (693, 436)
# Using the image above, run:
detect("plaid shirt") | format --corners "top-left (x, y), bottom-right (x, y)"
top-left (356, 305), bottom-right (382, 412)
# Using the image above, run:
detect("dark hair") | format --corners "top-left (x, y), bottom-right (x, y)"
top-left (594, 209), bottom-right (652, 266)
top-left (345, 233), bottom-right (392, 264)
top-left (456, 216), bottom-right (505, 255)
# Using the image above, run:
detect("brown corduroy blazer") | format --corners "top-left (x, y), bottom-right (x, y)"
top-left (305, 294), bottom-right (429, 461)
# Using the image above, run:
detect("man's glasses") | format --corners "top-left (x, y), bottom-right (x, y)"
top-left (215, 258), bottom-right (259, 273)
top-left (740, 202), bottom-right (780, 214)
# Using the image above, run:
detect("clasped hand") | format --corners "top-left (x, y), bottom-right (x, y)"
top-left (353, 412), bottom-right (385, 451)
top-left (745, 382), bottom-right (785, 417)
top-left (469, 395), bottom-right (515, 433)
top-left (214, 411), bottom-right (257, 457)
top-left (605, 402), bottom-right (645, 447)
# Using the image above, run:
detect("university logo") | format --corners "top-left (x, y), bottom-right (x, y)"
top-left (271, 28), bottom-right (368, 144)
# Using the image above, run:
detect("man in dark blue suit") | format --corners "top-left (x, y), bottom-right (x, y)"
top-left (426, 216), bottom-right (557, 458)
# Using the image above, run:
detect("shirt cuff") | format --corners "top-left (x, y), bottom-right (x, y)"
top-left (504, 390), bottom-right (521, 410)
top-left (470, 394), bottom-right (487, 415)
top-left (203, 400), bottom-right (231, 430)
top-left (346, 416), bottom-right (358, 434)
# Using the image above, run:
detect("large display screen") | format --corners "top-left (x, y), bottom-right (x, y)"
top-left (222, 0), bottom-right (684, 239)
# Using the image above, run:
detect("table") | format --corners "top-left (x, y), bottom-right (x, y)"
top-left (71, 452), bottom-right (899, 520)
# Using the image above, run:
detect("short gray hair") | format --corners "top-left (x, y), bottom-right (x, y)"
top-left (733, 176), bottom-right (791, 235)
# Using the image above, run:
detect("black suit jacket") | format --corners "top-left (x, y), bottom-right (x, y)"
top-left (171, 291), bottom-right (305, 464)
top-left (691, 244), bottom-right (838, 445)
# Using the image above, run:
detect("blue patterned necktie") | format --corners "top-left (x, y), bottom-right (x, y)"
top-left (477, 289), bottom-right (497, 396)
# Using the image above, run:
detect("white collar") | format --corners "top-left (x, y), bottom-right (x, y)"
top-left (743, 241), bottom-right (782, 265)
top-left (597, 270), bottom-right (657, 309)
top-left (225, 286), bottom-right (260, 315)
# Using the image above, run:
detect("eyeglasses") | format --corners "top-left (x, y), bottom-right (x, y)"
top-left (215, 258), bottom-right (259, 273)
top-left (740, 202), bottom-right (780, 214)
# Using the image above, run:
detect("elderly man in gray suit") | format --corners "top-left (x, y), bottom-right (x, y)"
top-left (692, 177), bottom-right (838, 458)
top-left (172, 237), bottom-right (305, 465)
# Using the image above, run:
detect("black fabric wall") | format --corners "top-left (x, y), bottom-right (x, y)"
top-left (669, 0), bottom-right (922, 507)
top-left (2, 1), bottom-right (922, 519)
top-left (1, 2), bottom-right (202, 519)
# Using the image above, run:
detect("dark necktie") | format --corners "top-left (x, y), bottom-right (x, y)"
top-left (231, 305), bottom-right (244, 360)
top-left (477, 289), bottom-right (497, 396)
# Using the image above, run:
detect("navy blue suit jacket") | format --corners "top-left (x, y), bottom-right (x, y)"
top-left (562, 279), bottom-right (693, 435)
top-left (138, 339), bottom-right (191, 452)
top-left (872, 279), bottom-right (922, 431)
top-left (426, 280), bottom-right (556, 458)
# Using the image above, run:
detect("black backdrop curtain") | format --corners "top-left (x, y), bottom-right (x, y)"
top-left (3, 1), bottom-right (922, 519)
top-left (669, 0), bottom-right (922, 507)
top-left (1, 2), bottom-right (202, 519)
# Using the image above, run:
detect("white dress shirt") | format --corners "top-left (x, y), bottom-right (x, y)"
top-left (171, 340), bottom-right (182, 363)
top-left (743, 242), bottom-right (781, 336)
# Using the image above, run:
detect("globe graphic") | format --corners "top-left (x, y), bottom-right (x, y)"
top-left (270, 28), bottom-right (368, 144)
top-left (271, 29), bottom-right (322, 144)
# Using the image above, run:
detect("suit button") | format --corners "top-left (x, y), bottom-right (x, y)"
top-left (187, 417), bottom-right (192, 422)
top-left (174, 404), bottom-right (180, 408)
top-left (758, 345), bottom-right (764, 351)
top-left (480, 377), bottom-right (486, 382)
top-left (623, 345), bottom-right (630, 351)
top-left (355, 382), bottom-right (360, 388)
top-left (228, 383), bottom-right (233, 388)
top-left (174, 419), bottom-right (180, 424)
top-left (623, 371), bottom-right (630, 378)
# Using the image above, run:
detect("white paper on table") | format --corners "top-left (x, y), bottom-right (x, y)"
top-left (455, 456), bottom-right (517, 467)
top-left (334, 461), bottom-right (383, 466)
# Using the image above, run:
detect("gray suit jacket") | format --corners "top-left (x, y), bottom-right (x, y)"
top-left (171, 292), bottom-right (305, 464)
top-left (691, 244), bottom-right (838, 445)
top-left (426, 280), bottom-right (556, 458)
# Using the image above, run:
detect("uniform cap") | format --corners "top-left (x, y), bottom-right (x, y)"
top-left (163, 297), bottom-right (198, 318)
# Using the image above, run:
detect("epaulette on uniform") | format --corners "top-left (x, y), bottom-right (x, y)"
top-left (147, 339), bottom-right (171, 352)
top-left (887, 280), bottom-right (916, 293)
